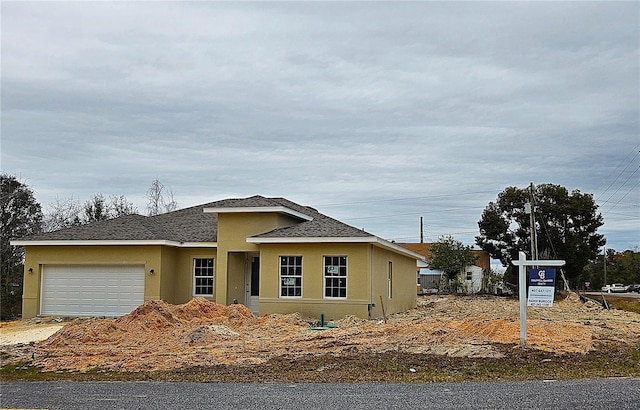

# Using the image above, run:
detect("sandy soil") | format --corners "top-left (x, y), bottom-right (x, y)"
top-left (1, 293), bottom-right (639, 373)
top-left (0, 322), bottom-right (64, 346)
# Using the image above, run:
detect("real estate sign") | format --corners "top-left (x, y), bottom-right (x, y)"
top-left (527, 268), bottom-right (556, 307)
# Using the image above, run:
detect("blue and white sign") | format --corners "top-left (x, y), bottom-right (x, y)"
top-left (527, 268), bottom-right (556, 307)
top-left (529, 268), bottom-right (556, 287)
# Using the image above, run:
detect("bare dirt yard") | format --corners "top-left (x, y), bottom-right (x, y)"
top-left (2, 293), bottom-right (639, 377)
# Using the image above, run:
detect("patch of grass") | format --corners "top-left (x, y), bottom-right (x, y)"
top-left (606, 296), bottom-right (640, 314)
top-left (3, 343), bottom-right (639, 383)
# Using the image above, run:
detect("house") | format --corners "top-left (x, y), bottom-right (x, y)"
top-left (397, 243), bottom-right (490, 294)
top-left (12, 196), bottom-right (424, 320)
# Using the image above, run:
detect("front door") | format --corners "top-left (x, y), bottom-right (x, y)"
top-left (245, 255), bottom-right (260, 314)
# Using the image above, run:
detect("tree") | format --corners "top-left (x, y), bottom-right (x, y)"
top-left (83, 193), bottom-right (109, 223)
top-left (146, 179), bottom-right (177, 216)
top-left (44, 194), bottom-right (137, 231)
top-left (1, 174), bottom-right (43, 319)
top-left (43, 196), bottom-right (83, 232)
top-left (476, 184), bottom-right (605, 288)
top-left (428, 235), bottom-right (478, 283)
top-left (581, 248), bottom-right (640, 289)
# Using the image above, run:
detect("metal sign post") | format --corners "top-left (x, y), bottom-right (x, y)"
top-left (512, 252), bottom-right (565, 346)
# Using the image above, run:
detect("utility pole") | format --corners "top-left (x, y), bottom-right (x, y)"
top-left (420, 216), bottom-right (424, 243)
top-left (603, 246), bottom-right (607, 286)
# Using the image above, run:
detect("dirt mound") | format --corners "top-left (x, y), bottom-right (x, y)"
top-left (15, 294), bottom-right (640, 372)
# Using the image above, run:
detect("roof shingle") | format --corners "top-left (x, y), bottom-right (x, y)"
top-left (18, 196), bottom-right (371, 242)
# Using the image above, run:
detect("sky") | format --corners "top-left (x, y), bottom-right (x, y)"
top-left (1, 1), bottom-right (639, 261)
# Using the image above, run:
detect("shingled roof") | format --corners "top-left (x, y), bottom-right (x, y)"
top-left (16, 196), bottom-right (372, 243)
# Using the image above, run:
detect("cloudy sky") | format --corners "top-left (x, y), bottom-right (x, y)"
top-left (2, 1), bottom-right (638, 257)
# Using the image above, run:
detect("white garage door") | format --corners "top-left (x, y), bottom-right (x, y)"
top-left (41, 265), bottom-right (145, 317)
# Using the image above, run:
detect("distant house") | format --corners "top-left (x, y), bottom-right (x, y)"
top-left (397, 243), bottom-right (490, 294)
top-left (12, 196), bottom-right (424, 320)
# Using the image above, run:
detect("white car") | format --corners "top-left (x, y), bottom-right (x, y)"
top-left (601, 283), bottom-right (627, 293)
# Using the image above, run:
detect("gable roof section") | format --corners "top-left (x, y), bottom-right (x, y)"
top-left (12, 202), bottom-right (219, 245)
top-left (11, 195), bottom-right (423, 259)
top-left (203, 195), bottom-right (313, 221)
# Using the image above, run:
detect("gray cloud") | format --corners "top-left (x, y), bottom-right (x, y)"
top-left (2, 1), bottom-right (638, 253)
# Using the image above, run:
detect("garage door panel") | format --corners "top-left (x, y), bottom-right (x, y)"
top-left (41, 265), bottom-right (145, 317)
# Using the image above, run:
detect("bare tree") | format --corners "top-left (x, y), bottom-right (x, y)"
top-left (44, 194), bottom-right (137, 231)
top-left (43, 196), bottom-right (83, 232)
top-left (109, 195), bottom-right (138, 217)
top-left (146, 179), bottom-right (178, 216)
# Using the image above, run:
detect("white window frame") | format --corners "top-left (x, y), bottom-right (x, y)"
top-left (193, 258), bottom-right (215, 297)
top-left (279, 256), bottom-right (303, 298)
top-left (466, 271), bottom-right (473, 281)
top-left (323, 255), bottom-right (347, 299)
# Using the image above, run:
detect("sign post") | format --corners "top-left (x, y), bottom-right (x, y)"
top-left (512, 252), bottom-right (565, 346)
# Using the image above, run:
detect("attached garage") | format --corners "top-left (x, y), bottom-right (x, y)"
top-left (41, 265), bottom-right (144, 317)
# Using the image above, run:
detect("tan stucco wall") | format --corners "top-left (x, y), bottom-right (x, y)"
top-left (20, 245), bottom-right (220, 318)
top-left (257, 242), bottom-right (372, 320)
top-left (370, 246), bottom-right (417, 319)
top-left (172, 248), bottom-right (218, 304)
top-left (21, 245), bottom-right (163, 318)
top-left (215, 212), bottom-right (298, 305)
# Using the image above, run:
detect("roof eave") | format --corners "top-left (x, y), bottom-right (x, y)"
top-left (10, 240), bottom-right (218, 248)
top-left (246, 236), bottom-right (425, 261)
top-left (203, 206), bottom-right (313, 221)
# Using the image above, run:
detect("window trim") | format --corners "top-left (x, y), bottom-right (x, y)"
top-left (323, 255), bottom-right (348, 299)
top-left (192, 258), bottom-right (215, 297)
top-left (279, 255), bottom-right (303, 298)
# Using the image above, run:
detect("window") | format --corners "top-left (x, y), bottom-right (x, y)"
top-left (280, 256), bottom-right (302, 297)
top-left (324, 256), bottom-right (347, 298)
top-left (193, 258), bottom-right (214, 296)
top-left (466, 271), bottom-right (472, 281)
top-left (388, 261), bottom-right (393, 299)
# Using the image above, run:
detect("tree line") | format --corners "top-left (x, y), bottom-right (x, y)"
top-left (2, 174), bottom-right (638, 319)
top-left (0, 174), bottom-right (177, 319)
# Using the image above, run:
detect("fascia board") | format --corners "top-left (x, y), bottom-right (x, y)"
top-left (246, 236), bottom-right (378, 244)
top-left (10, 240), bottom-right (218, 248)
top-left (372, 237), bottom-right (427, 261)
top-left (246, 236), bottom-right (425, 261)
top-left (203, 206), bottom-right (313, 221)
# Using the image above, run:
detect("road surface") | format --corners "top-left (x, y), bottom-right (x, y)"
top-left (2, 379), bottom-right (638, 409)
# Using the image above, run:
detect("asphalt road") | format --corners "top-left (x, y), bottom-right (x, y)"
top-left (2, 379), bottom-right (638, 409)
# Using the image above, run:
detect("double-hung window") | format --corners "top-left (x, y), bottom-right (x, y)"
top-left (280, 256), bottom-right (302, 297)
top-left (324, 256), bottom-right (347, 298)
top-left (193, 258), bottom-right (214, 296)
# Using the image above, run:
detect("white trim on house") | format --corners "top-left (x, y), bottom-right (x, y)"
top-left (203, 206), bottom-right (313, 221)
top-left (246, 236), bottom-right (425, 261)
top-left (10, 240), bottom-right (218, 248)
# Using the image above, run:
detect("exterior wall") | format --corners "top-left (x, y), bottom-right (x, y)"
top-left (226, 252), bottom-right (246, 305)
top-left (258, 243), bottom-right (371, 320)
top-left (215, 212), bottom-right (299, 305)
top-left (460, 265), bottom-right (483, 294)
top-left (160, 247), bottom-right (178, 303)
top-left (21, 245), bottom-right (163, 319)
top-left (370, 245), bottom-right (417, 319)
top-left (173, 248), bottom-right (218, 304)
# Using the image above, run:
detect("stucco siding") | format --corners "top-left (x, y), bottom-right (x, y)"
top-left (21, 245), bottom-right (163, 319)
top-left (257, 242), bottom-right (371, 319)
top-left (215, 212), bottom-right (299, 305)
top-left (370, 246), bottom-right (417, 319)
top-left (173, 248), bottom-right (218, 304)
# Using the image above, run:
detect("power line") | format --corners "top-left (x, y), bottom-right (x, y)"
top-left (595, 146), bottom-right (639, 202)
top-left (316, 190), bottom-right (498, 207)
